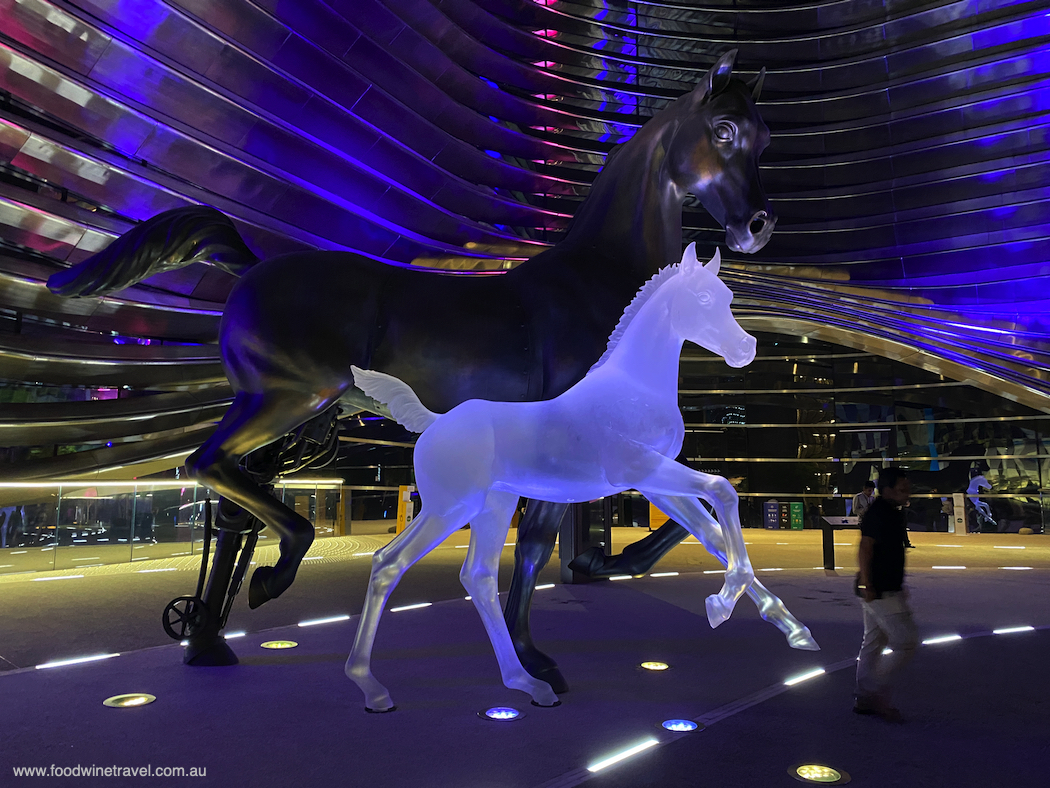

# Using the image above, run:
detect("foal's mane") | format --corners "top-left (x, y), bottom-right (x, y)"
top-left (588, 263), bottom-right (682, 373)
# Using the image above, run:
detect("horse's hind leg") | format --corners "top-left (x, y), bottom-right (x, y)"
top-left (504, 499), bottom-right (569, 693)
top-left (186, 389), bottom-right (340, 608)
top-left (345, 507), bottom-right (468, 712)
top-left (647, 494), bottom-right (819, 651)
top-left (465, 492), bottom-right (559, 707)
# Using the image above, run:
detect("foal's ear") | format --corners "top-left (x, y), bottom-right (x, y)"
top-left (681, 241), bottom-right (699, 270)
top-left (704, 247), bottom-right (721, 276)
top-left (746, 67), bottom-right (766, 102)
top-left (695, 49), bottom-right (736, 101)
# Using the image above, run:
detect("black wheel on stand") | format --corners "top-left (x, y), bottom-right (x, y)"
top-left (162, 596), bottom-right (209, 641)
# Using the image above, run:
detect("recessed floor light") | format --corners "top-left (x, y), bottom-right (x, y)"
top-left (609, 575), bottom-right (632, 581)
top-left (650, 572), bottom-right (678, 577)
top-left (390, 602), bottom-right (431, 612)
top-left (260, 640), bottom-right (298, 650)
top-left (536, 583), bottom-right (555, 590)
top-left (993, 626), bottom-right (1034, 635)
top-left (103, 693), bottom-right (156, 708)
top-left (37, 653), bottom-right (119, 669)
top-left (784, 668), bottom-right (826, 686)
top-left (298, 614), bottom-right (350, 627)
top-left (790, 763), bottom-right (850, 784)
top-left (479, 706), bottom-right (523, 721)
top-left (587, 739), bottom-right (659, 772)
top-left (661, 719), bottom-right (702, 732)
top-left (922, 634), bottom-right (962, 645)
top-left (639, 661), bottom-right (670, 671)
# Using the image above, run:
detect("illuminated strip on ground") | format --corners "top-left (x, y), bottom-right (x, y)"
top-left (609, 575), bottom-right (632, 581)
top-left (36, 653), bottom-right (119, 669)
top-left (1000, 566), bottom-right (1033, 570)
top-left (390, 603), bottom-right (432, 612)
top-left (992, 626), bottom-right (1034, 635)
top-left (922, 634), bottom-right (962, 645)
top-left (783, 668), bottom-right (826, 686)
top-left (586, 739), bottom-right (659, 772)
top-left (536, 583), bottom-right (555, 590)
top-left (138, 568), bottom-right (177, 573)
top-left (650, 572), bottom-right (678, 577)
top-left (223, 631), bottom-right (246, 639)
top-left (298, 615), bottom-right (350, 627)
top-left (31, 575), bottom-right (83, 581)
top-left (932, 566), bottom-right (966, 570)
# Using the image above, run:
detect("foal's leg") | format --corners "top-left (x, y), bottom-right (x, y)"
top-left (345, 507), bottom-right (468, 712)
top-left (647, 494), bottom-right (819, 651)
top-left (504, 500), bottom-right (569, 693)
top-left (463, 492), bottom-right (560, 707)
top-left (631, 455), bottom-right (753, 626)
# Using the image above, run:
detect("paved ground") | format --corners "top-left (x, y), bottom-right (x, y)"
top-left (1, 529), bottom-right (1047, 787)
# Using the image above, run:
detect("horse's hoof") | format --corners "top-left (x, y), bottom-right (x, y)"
top-left (705, 594), bottom-right (731, 628)
top-left (247, 566), bottom-right (275, 609)
top-left (365, 705), bottom-right (397, 714)
top-left (788, 627), bottom-right (820, 651)
top-left (531, 664), bottom-right (570, 695)
top-left (567, 547), bottom-right (608, 577)
top-left (530, 698), bottom-right (562, 708)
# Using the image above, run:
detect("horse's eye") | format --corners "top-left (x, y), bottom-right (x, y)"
top-left (697, 292), bottom-right (712, 305)
top-left (714, 122), bottom-right (736, 142)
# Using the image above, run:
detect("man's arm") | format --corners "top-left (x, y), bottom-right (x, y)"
top-left (858, 535), bottom-right (876, 603)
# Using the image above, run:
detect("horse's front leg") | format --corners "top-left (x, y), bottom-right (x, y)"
top-left (647, 494), bottom-right (819, 651)
top-left (630, 454), bottom-right (753, 626)
top-left (465, 493), bottom-right (559, 707)
top-left (504, 500), bottom-right (570, 693)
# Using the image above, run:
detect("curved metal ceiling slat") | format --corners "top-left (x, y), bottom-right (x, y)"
top-left (0, 0), bottom-right (1047, 474)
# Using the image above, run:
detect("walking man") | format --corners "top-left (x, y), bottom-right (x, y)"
top-left (854, 467), bottom-right (918, 721)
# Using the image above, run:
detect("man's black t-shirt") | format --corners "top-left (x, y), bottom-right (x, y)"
top-left (859, 497), bottom-right (908, 595)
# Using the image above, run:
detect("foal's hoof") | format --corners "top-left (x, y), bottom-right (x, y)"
top-left (247, 566), bottom-right (275, 609)
top-left (705, 594), bottom-right (731, 628)
top-left (365, 705), bottom-right (397, 714)
top-left (788, 626), bottom-right (821, 651)
top-left (531, 664), bottom-right (569, 695)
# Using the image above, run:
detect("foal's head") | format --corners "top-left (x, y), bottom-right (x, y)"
top-left (670, 244), bottom-right (757, 369)
top-left (666, 50), bottom-right (776, 255)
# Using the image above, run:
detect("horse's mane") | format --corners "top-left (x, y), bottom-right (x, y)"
top-left (588, 263), bottom-right (682, 374)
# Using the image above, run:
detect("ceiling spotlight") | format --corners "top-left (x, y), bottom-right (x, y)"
top-left (479, 706), bottom-right (523, 721)
top-left (103, 693), bottom-right (156, 708)
top-left (260, 640), bottom-right (298, 650)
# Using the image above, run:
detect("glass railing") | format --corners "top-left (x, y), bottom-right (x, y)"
top-left (0, 479), bottom-right (344, 576)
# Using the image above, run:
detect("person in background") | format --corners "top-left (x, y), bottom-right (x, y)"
top-left (854, 467), bottom-right (918, 722)
top-left (967, 468), bottom-right (993, 532)
top-left (851, 481), bottom-right (876, 520)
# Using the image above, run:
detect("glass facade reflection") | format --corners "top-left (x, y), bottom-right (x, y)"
top-left (0, 481), bottom-right (347, 576)
top-left (678, 332), bottom-right (1048, 534)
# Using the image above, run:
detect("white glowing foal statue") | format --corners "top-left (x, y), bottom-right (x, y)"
top-left (347, 244), bottom-right (818, 712)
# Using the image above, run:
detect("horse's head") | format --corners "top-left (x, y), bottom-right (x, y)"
top-left (666, 51), bottom-right (776, 254)
top-left (671, 243), bottom-right (756, 368)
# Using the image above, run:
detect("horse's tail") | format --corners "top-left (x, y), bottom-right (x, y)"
top-left (47, 206), bottom-right (258, 297)
top-left (351, 366), bottom-right (439, 434)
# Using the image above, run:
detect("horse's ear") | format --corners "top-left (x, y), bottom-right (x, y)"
top-left (746, 67), bottom-right (766, 102)
top-left (681, 242), bottom-right (699, 270)
top-left (696, 49), bottom-right (736, 100)
top-left (704, 247), bottom-right (721, 276)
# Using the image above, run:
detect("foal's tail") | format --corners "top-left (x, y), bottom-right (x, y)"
top-left (351, 366), bottom-right (439, 434)
top-left (47, 206), bottom-right (258, 297)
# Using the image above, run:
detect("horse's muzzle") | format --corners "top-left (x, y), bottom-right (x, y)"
top-left (725, 334), bottom-right (757, 368)
top-left (726, 210), bottom-right (777, 254)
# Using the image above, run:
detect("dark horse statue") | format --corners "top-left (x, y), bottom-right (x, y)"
top-left (47, 51), bottom-right (775, 688)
